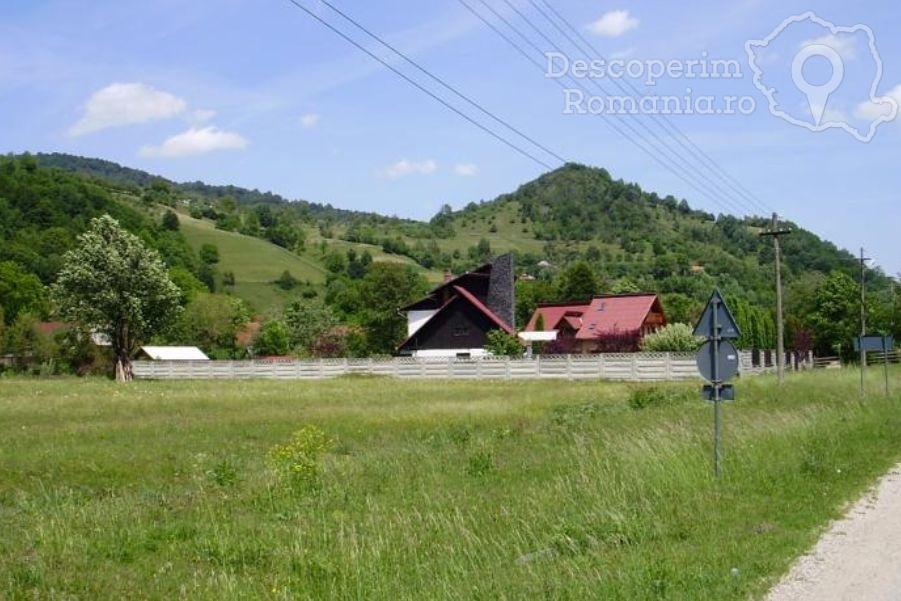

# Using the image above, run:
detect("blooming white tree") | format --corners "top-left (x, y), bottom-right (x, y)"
top-left (52, 215), bottom-right (182, 381)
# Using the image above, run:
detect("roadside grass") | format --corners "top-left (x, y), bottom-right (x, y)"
top-left (1, 367), bottom-right (900, 599)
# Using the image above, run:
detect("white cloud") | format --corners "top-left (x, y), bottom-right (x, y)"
top-left (140, 126), bottom-right (248, 158)
top-left (453, 163), bottom-right (479, 177)
top-left (587, 10), bottom-right (639, 38)
top-left (300, 113), bottom-right (321, 128)
top-left (382, 159), bottom-right (438, 179)
top-left (855, 83), bottom-right (901, 120)
top-left (801, 33), bottom-right (857, 61)
top-left (69, 82), bottom-right (187, 136)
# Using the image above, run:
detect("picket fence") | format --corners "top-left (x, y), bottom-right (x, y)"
top-left (133, 351), bottom-right (773, 382)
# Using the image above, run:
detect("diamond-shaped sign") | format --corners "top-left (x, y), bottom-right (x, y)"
top-left (693, 289), bottom-right (741, 339)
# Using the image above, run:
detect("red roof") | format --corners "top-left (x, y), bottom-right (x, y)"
top-left (525, 294), bottom-right (663, 340)
top-left (36, 322), bottom-right (67, 335)
top-left (574, 295), bottom-right (658, 340)
top-left (525, 304), bottom-right (590, 331)
top-left (236, 320), bottom-right (261, 346)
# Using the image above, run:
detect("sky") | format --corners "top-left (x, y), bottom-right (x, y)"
top-left (1, 0), bottom-right (899, 275)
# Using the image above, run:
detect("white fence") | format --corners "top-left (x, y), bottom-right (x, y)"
top-left (133, 351), bottom-right (774, 382)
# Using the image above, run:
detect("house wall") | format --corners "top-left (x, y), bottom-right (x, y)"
top-left (411, 348), bottom-right (490, 359)
top-left (400, 297), bottom-right (497, 354)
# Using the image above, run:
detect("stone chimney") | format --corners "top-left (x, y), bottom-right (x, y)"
top-left (487, 254), bottom-right (515, 329)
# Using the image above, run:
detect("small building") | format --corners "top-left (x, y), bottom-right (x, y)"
top-left (524, 293), bottom-right (667, 353)
top-left (397, 255), bottom-right (515, 358)
top-left (138, 346), bottom-right (210, 361)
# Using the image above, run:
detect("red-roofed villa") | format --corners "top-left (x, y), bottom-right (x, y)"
top-left (524, 293), bottom-right (667, 353)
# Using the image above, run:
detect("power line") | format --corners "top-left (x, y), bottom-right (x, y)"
top-left (497, 0), bottom-right (754, 218)
top-left (530, 0), bottom-right (773, 216)
top-left (460, 0), bottom-right (748, 217)
top-left (314, 0), bottom-right (569, 166)
top-left (282, 0), bottom-right (558, 170)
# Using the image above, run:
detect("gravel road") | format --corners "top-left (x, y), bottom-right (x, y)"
top-left (766, 463), bottom-right (901, 601)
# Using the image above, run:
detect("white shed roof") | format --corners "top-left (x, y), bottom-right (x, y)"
top-left (140, 346), bottom-right (209, 361)
top-left (518, 330), bottom-right (559, 342)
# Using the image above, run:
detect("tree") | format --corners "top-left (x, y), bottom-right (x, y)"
top-left (255, 319), bottom-right (292, 356)
top-left (807, 271), bottom-right (859, 359)
top-left (640, 323), bottom-right (704, 352)
top-left (174, 293), bottom-right (249, 357)
top-left (161, 210), bottom-right (180, 231)
top-left (6, 312), bottom-right (56, 372)
top-left (200, 243), bottom-right (220, 265)
top-left (51, 215), bottom-right (182, 381)
top-left (355, 263), bottom-right (429, 354)
top-left (276, 270), bottom-right (299, 290)
top-left (485, 329), bottom-right (524, 357)
top-left (168, 266), bottom-right (207, 305)
top-left (558, 261), bottom-right (598, 301)
top-left (285, 298), bottom-right (340, 355)
top-left (0, 261), bottom-right (47, 324)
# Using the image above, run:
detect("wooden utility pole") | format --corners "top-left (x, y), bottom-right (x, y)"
top-left (859, 248), bottom-right (871, 394)
top-left (760, 213), bottom-right (792, 384)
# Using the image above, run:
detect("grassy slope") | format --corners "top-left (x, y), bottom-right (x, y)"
top-left (178, 214), bottom-right (328, 315)
top-left (177, 214), bottom-right (443, 314)
top-left (2, 368), bottom-right (900, 599)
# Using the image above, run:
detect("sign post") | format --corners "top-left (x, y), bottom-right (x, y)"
top-left (694, 290), bottom-right (741, 478)
top-left (855, 335), bottom-right (894, 396)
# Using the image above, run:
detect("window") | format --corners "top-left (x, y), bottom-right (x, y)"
top-left (453, 324), bottom-right (469, 337)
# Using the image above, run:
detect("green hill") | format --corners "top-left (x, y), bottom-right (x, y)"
top-left (15, 153), bottom-right (896, 346)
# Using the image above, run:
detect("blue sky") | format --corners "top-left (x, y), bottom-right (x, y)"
top-left (1, 0), bottom-right (899, 274)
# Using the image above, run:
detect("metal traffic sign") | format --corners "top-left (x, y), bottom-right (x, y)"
top-left (854, 335), bottom-right (894, 352)
top-left (693, 289), bottom-right (742, 339)
top-left (702, 384), bottom-right (735, 402)
top-left (696, 340), bottom-right (740, 383)
top-left (693, 289), bottom-right (743, 479)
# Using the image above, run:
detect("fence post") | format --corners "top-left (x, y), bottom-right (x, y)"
top-left (599, 354), bottom-right (605, 379)
top-left (631, 354), bottom-right (639, 381)
top-left (566, 354), bottom-right (573, 380)
top-left (665, 353), bottom-right (672, 380)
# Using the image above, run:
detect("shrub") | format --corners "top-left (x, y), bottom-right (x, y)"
top-left (640, 323), bottom-right (704, 352)
top-left (268, 426), bottom-right (333, 488)
top-left (627, 386), bottom-right (694, 410)
top-left (486, 329), bottom-right (524, 357)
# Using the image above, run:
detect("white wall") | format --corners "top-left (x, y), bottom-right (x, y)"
top-left (407, 310), bottom-right (437, 337)
top-left (412, 348), bottom-right (490, 359)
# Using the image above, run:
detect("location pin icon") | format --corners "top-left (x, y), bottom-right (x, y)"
top-left (791, 43), bottom-right (844, 126)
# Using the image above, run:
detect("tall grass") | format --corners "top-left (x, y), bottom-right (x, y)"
top-left (1, 367), bottom-right (899, 599)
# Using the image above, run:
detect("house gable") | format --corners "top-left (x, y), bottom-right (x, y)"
top-left (398, 295), bottom-right (502, 354)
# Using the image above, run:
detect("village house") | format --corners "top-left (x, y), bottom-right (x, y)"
top-left (397, 255), bottom-right (515, 358)
top-left (524, 293), bottom-right (667, 353)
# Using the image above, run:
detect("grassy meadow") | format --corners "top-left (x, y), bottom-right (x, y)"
top-left (1, 367), bottom-right (900, 599)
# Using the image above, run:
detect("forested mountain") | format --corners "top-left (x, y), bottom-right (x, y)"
top-left (4, 152), bottom-right (897, 359)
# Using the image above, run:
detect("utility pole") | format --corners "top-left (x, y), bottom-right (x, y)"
top-left (760, 213), bottom-right (792, 384)
top-left (859, 248), bottom-right (871, 394)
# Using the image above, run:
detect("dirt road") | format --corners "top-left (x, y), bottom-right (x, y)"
top-left (766, 463), bottom-right (901, 601)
